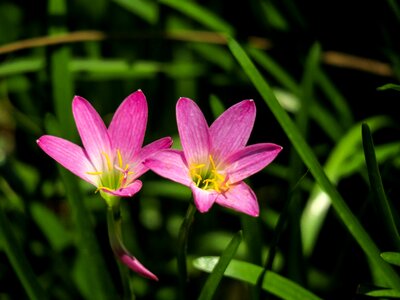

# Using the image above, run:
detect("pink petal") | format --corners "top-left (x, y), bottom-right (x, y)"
top-left (144, 149), bottom-right (191, 186)
top-left (210, 100), bottom-right (256, 163)
top-left (176, 98), bottom-right (210, 165)
top-left (191, 185), bottom-right (218, 213)
top-left (225, 143), bottom-right (282, 183)
top-left (72, 96), bottom-right (111, 170)
top-left (118, 253), bottom-right (158, 281)
top-left (101, 180), bottom-right (143, 197)
top-left (133, 137), bottom-right (173, 178)
top-left (216, 182), bottom-right (259, 217)
top-left (37, 135), bottom-right (96, 185)
top-left (108, 90), bottom-right (148, 161)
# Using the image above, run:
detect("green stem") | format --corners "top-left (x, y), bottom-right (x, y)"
top-left (177, 201), bottom-right (197, 299)
top-left (0, 206), bottom-right (47, 300)
top-left (107, 205), bottom-right (135, 299)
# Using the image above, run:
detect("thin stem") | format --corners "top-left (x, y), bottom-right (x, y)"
top-left (177, 201), bottom-right (197, 299)
top-left (107, 205), bottom-right (135, 299)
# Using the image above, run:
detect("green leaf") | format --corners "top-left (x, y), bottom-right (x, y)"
top-left (191, 43), bottom-right (234, 71)
top-left (377, 83), bottom-right (400, 91)
top-left (113, 0), bottom-right (158, 24)
top-left (159, 0), bottom-right (234, 35)
top-left (0, 58), bottom-right (44, 76)
top-left (381, 252), bottom-right (400, 267)
top-left (30, 202), bottom-right (72, 252)
top-left (209, 94), bottom-right (225, 118)
top-left (358, 284), bottom-right (400, 298)
top-left (227, 36), bottom-right (400, 290)
top-left (316, 71), bottom-right (353, 128)
top-left (198, 231), bottom-right (243, 300)
top-left (248, 47), bottom-right (299, 94)
top-left (362, 123), bottom-right (400, 249)
top-left (194, 257), bottom-right (322, 300)
top-left (301, 116), bottom-right (392, 256)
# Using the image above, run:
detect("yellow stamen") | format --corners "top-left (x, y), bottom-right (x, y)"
top-left (102, 152), bottom-right (113, 171)
top-left (86, 171), bottom-right (103, 175)
top-left (97, 186), bottom-right (114, 193)
top-left (209, 154), bottom-right (217, 170)
top-left (117, 149), bottom-right (123, 168)
top-left (189, 155), bottom-right (230, 193)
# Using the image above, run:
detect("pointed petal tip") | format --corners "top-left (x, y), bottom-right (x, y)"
top-left (177, 97), bottom-right (194, 105)
top-left (118, 253), bottom-right (159, 281)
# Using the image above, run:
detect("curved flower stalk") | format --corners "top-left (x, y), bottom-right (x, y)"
top-left (37, 90), bottom-right (171, 280)
top-left (107, 205), bottom-right (158, 281)
top-left (145, 97), bottom-right (282, 217)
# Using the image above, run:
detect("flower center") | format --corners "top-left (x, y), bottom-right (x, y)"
top-left (189, 155), bottom-right (230, 193)
top-left (86, 149), bottom-right (134, 192)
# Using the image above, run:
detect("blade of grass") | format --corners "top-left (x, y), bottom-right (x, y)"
top-left (247, 47), bottom-right (299, 94)
top-left (0, 58), bottom-right (43, 76)
top-left (159, 0), bottom-right (234, 35)
top-left (227, 36), bottom-right (400, 290)
top-left (48, 0), bottom-right (75, 139)
top-left (0, 206), bottom-right (48, 300)
top-left (362, 123), bottom-right (400, 250)
top-left (113, 0), bottom-right (158, 24)
top-left (381, 252), bottom-right (400, 267)
top-left (198, 231), bottom-right (243, 300)
top-left (194, 257), bottom-right (322, 300)
top-left (30, 202), bottom-right (72, 252)
top-left (301, 116), bottom-right (392, 256)
top-left (377, 83), bottom-right (400, 91)
top-left (279, 43), bottom-right (319, 287)
top-left (316, 71), bottom-right (353, 128)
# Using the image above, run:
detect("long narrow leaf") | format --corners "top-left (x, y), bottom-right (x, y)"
top-left (194, 257), bottom-right (322, 300)
top-left (159, 0), bottom-right (234, 35)
top-left (381, 252), bottom-right (400, 267)
top-left (227, 36), bottom-right (400, 289)
top-left (301, 116), bottom-right (392, 256)
top-left (198, 231), bottom-right (243, 300)
top-left (113, 0), bottom-right (158, 24)
top-left (362, 123), bottom-right (400, 249)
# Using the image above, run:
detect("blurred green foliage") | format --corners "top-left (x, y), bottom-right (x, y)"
top-left (1, 0), bottom-right (400, 299)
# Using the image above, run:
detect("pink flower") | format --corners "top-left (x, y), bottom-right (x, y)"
top-left (37, 90), bottom-right (172, 281)
top-left (37, 90), bottom-right (172, 201)
top-left (144, 97), bottom-right (282, 217)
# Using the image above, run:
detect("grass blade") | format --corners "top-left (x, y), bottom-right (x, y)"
top-left (362, 123), bottom-right (400, 249)
top-left (301, 116), bottom-right (392, 256)
top-left (194, 257), bottom-right (322, 300)
top-left (381, 252), bottom-right (400, 267)
top-left (113, 0), bottom-right (158, 24)
top-left (159, 0), bottom-right (234, 35)
top-left (198, 231), bottom-right (243, 300)
top-left (227, 36), bottom-right (400, 290)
